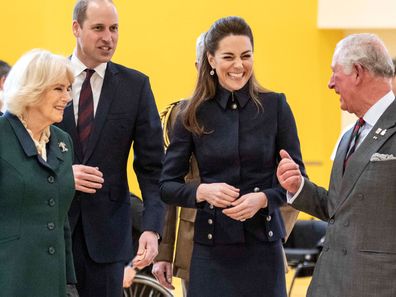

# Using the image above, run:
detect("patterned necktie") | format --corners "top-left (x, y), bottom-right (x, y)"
top-left (344, 117), bottom-right (365, 170)
top-left (77, 69), bottom-right (95, 155)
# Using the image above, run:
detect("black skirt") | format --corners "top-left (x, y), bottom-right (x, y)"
top-left (188, 235), bottom-right (286, 297)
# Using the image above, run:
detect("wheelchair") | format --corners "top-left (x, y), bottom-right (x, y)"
top-left (283, 219), bottom-right (327, 297)
top-left (123, 274), bottom-right (174, 297)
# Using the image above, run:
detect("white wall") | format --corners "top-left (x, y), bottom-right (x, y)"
top-left (318, 0), bottom-right (396, 129)
top-left (318, 0), bottom-right (396, 29)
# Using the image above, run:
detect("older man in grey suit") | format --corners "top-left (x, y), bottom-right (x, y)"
top-left (277, 33), bottom-right (396, 297)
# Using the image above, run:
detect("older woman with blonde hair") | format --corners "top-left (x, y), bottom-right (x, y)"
top-left (0, 49), bottom-right (78, 297)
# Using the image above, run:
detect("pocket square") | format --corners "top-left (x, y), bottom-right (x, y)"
top-left (370, 153), bottom-right (396, 162)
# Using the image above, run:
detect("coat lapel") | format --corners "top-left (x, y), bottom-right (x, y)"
top-left (5, 112), bottom-right (38, 157)
top-left (83, 62), bottom-right (119, 163)
top-left (333, 100), bottom-right (396, 215)
top-left (45, 126), bottom-right (65, 172)
top-left (4, 112), bottom-right (64, 173)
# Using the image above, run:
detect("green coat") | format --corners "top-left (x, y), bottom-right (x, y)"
top-left (0, 113), bottom-right (76, 297)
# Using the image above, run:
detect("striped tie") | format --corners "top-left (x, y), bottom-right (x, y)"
top-left (344, 117), bottom-right (365, 171)
top-left (77, 69), bottom-right (95, 155)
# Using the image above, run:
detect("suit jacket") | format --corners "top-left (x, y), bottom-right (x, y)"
top-left (161, 86), bottom-right (306, 246)
top-left (293, 99), bottom-right (396, 297)
top-left (157, 100), bottom-right (299, 280)
top-left (0, 113), bottom-right (76, 297)
top-left (57, 61), bottom-right (165, 263)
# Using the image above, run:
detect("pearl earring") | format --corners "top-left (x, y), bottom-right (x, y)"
top-left (210, 69), bottom-right (215, 76)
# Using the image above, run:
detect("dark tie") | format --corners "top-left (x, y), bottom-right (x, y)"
top-left (344, 117), bottom-right (365, 170)
top-left (77, 69), bottom-right (95, 155)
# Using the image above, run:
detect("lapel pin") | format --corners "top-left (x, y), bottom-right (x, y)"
top-left (58, 142), bottom-right (68, 152)
top-left (373, 136), bottom-right (378, 139)
top-left (380, 129), bottom-right (387, 136)
top-left (375, 128), bottom-right (382, 134)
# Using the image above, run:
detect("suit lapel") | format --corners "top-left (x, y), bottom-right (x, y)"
top-left (327, 129), bottom-right (352, 213)
top-left (83, 62), bottom-right (119, 163)
top-left (333, 100), bottom-right (396, 215)
top-left (63, 102), bottom-right (83, 162)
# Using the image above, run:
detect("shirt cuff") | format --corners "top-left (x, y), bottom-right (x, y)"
top-left (286, 178), bottom-right (305, 204)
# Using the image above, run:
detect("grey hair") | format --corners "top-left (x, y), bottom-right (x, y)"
top-left (3, 49), bottom-right (74, 116)
top-left (333, 33), bottom-right (394, 78)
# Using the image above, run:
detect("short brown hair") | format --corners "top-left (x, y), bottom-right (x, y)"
top-left (73, 0), bottom-right (114, 26)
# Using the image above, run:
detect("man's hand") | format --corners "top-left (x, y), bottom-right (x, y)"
top-left (131, 231), bottom-right (159, 270)
top-left (72, 164), bottom-right (104, 193)
top-left (152, 261), bottom-right (175, 290)
top-left (196, 183), bottom-right (239, 208)
top-left (223, 192), bottom-right (267, 221)
top-left (123, 266), bottom-right (137, 288)
top-left (276, 149), bottom-right (302, 195)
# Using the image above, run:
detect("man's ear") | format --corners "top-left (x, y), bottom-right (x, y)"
top-left (353, 63), bottom-right (365, 85)
top-left (72, 20), bottom-right (80, 38)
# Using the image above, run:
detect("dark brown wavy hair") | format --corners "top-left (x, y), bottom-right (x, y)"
top-left (183, 16), bottom-right (266, 135)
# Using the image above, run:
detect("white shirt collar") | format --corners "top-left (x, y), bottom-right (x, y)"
top-left (71, 52), bottom-right (107, 79)
top-left (363, 90), bottom-right (395, 127)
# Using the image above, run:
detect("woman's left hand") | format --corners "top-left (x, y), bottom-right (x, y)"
top-left (222, 192), bottom-right (268, 221)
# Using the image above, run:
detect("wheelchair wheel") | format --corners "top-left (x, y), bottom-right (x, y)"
top-left (124, 274), bottom-right (174, 297)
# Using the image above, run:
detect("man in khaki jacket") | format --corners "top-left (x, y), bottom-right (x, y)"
top-left (152, 34), bottom-right (300, 296)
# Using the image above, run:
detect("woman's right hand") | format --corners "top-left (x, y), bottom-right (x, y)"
top-left (196, 183), bottom-right (240, 208)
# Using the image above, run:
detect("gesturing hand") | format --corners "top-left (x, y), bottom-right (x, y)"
top-left (276, 149), bottom-right (302, 195)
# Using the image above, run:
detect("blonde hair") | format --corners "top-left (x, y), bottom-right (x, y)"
top-left (3, 49), bottom-right (74, 116)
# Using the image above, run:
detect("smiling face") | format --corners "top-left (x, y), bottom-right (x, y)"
top-left (26, 77), bottom-right (72, 127)
top-left (328, 62), bottom-right (358, 114)
top-left (73, 1), bottom-right (118, 68)
top-left (208, 35), bottom-right (253, 92)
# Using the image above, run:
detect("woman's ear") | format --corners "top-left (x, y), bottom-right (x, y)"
top-left (207, 52), bottom-right (215, 69)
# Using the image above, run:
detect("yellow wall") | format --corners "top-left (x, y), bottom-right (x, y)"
top-left (2, 0), bottom-right (343, 201)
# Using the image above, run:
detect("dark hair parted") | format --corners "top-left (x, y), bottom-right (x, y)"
top-left (183, 16), bottom-right (266, 136)
top-left (73, 0), bottom-right (113, 26)
top-left (0, 60), bottom-right (11, 78)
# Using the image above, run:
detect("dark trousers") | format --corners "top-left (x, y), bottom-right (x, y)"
top-left (72, 218), bottom-right (125, 297)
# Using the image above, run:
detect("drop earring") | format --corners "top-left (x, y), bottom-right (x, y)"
top-left (210, 69), bottom-right (215, 76)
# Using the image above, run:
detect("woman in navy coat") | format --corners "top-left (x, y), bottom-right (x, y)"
top-left (160, 17), bottom-right (306, 297)
top-left (0, 49), bottom-right (77, 297)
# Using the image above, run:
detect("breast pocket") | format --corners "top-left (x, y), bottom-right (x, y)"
top-left (365, 159), bottom-right (396, 189)
top-left (357, 159), bottom-right (396, 254)
top-left (105, 113), bottom-right (134, 144)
